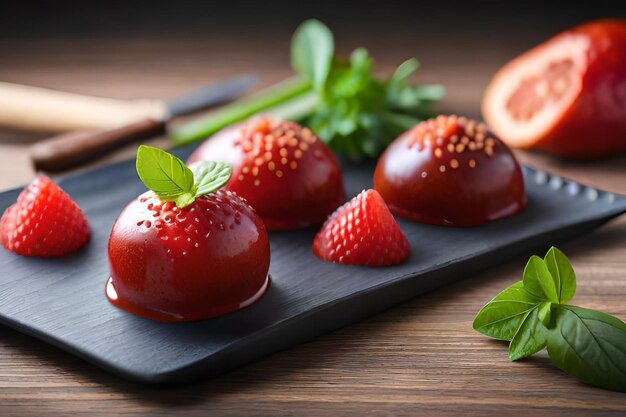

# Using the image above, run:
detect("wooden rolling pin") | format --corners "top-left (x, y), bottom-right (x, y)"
top-left (0, 81), bottom-right (165, 133)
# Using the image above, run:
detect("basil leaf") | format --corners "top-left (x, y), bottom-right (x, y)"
top-left (473, 281), bottom-right (544, 341)
top-left (190, 161), bottom-right (233, 197)
top-left (547, 305), bottom-right (626, 392)
top-left (509, 306), bottom-right (547, 361)
top-left (537, 301), bottom-right (552, 326)
top-left (136, 145), bottom-right (195, 207)
top-left (545, 247), bottom-right (576, 304)
top-left (291, 19), bottom-right (334, 91)
top-left (523, 255), bottom-right (558, 302)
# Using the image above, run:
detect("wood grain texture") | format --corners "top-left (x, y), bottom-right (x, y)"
top-left (0, 34), bottom-right (625, 416)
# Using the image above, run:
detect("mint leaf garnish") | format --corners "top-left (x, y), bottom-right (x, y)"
top-left (136, 145), bottom-right (195, 206)
top-left (190, 161), bottom-right (233, 197)
top-left (473, 247), bottom-right (626, 392)
top-left (136, 145), bottom-right (232, 208)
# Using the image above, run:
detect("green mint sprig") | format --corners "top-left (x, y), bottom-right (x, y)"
top-left (136, 145), bottom-right (232, 208)
top-left (473, 247), bottom-right (626, 392)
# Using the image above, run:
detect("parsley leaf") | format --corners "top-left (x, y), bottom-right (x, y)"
top-left (292, 20), bottom-right (444, 160)
top-left (291, 19), bottom-right (333, 91)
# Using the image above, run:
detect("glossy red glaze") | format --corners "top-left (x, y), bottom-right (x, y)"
top-left (187, 117), bottom-right (346, 230)
top-left (483, 19), bottom-right (626, 158)
top-left (107, 190), bottom-right (270, 322)
top-left (374, 115), bottom-right (526, 227)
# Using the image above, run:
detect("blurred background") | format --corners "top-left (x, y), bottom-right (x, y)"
top-left (1, 0), bottom-right (625, 188)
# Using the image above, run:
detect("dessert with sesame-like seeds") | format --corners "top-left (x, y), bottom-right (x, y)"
top-left (374, 115), bottom-right (526, 226)
top-left (188, 117), bottom-right (346, 230)
top-left (107, 146), bottom-right (270, 322)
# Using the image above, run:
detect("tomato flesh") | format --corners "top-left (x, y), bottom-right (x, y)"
top-left (483, 19), bottom-right (626, 158)
top-left (506, 59), bottom-right (575, 122)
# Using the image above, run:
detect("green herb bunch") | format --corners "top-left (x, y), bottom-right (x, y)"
top-left (172, 20), bottom-right (444, 160)
top-left (291, 20), bottom-right (444, 159)
top-left (474, 247), bottom-right (626, 392)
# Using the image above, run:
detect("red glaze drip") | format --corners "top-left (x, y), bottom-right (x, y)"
top-left (107, 190), bottom-right (270, 322)
top-left (374, 115), bottom-right (527, 227)
top-left (187, 117), bottom-right (346, 230)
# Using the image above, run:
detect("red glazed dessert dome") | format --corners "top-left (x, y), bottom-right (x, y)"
top-left (188, 117), bottom-right (346, 230)
top-left (374, 115), bottom-right (526, 226)
top-left (107, 189), bottom-right (270, 322)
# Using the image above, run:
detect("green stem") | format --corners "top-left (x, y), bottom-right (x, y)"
top-left (265, 91), bottom-right (319, 122)
top-left (171, 77), bottom-right (312, 146)
top-left (380, 111), bottom-right (420, 131)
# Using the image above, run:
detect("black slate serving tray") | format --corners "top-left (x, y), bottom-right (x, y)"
top-left (0, 148), bottom-right (625, 384)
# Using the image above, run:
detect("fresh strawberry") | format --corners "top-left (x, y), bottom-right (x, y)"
top-left (313, 189), bottom-right (409, 266)
top-left (0, 176), bottom-right (90, 257)
top-left (107, 146), bottom-right (270, 322)
top-left (187, 117), bottom-right (346, 230)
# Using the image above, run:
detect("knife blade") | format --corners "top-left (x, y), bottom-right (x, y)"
top-left (29, 74), bottom-right (259, 172)
top-left (165, 74), bottom-right (258, 119)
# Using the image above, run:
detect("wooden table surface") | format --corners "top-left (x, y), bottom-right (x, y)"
top-left (0, 32), bottom-right (625, 416)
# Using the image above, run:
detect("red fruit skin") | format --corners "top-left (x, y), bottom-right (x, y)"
top-left (107, 190), bottom-right (270, 322)
top-left (374, 116), bottom-right (526, 227)
top-left (313, 189), bottom-right (410, 266)
top-left (0, 176), bottom-right (90, 257)
top-left (484, 19), bottom-right (626, 158)
top-left (187, 117), bottom-right (346, 230)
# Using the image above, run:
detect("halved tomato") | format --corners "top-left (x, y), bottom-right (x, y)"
top-left (482, 19), bottom-right (626, 158)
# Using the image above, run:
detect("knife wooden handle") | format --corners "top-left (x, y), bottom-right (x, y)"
top-left (0, 81), bottom-right (166, 133)
top-left (30, 118), bottom-right (166, 172)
